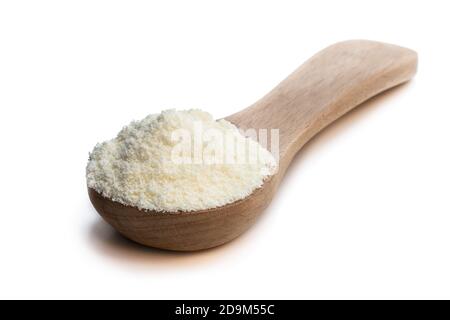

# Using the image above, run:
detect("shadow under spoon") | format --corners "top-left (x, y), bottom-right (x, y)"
top-left (89, 40), bottom-right (418, 251)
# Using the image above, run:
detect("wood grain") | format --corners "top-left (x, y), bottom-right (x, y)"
top-left (89, 40), bottom-right (418, 251)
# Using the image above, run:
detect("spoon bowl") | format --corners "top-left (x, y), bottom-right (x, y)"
top-left (89, 40), bottom-right (418, 251)
top-left (89, 174), bottom-right (279, 251)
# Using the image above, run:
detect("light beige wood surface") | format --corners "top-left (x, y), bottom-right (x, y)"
top-left (89, 40), bottom-right (418, 251)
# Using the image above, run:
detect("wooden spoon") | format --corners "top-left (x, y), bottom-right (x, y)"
top-left (89, 40), bottom-right (418, 251)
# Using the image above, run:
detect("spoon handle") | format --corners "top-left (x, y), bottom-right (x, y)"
top-left (227, 40), bottom-right (417, 172)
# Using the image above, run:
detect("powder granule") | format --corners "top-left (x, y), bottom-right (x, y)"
top-left (86, 109), bottom-right (276, 212)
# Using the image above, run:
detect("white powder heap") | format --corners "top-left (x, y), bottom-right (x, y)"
top-left (86, 109), bottom-right (276, 212)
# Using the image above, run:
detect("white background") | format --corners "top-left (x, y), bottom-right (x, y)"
top-left (1, 0), bottom-right (449, 299)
